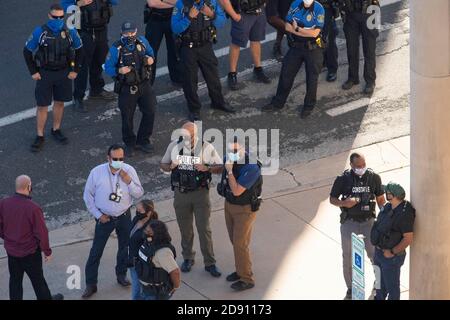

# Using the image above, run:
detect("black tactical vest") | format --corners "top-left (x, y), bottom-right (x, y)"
top-left (80, 0), bottom-right (113, 29)
top-left (135, 241), bottom-right (176, 291)
top-left (171, 139), bottom-right (212, 193)
top-left (231, 0), bottom-right (266, 14)
top-left (36, 25), bottom-right (73, 70)
top-left (113, 38), bottom-right (151, 86)
top-left (220, 158), bottom-right (263, 207)
top-left (341, 169), bottom-right (377, 220)
top-left (180, 0), bottom-right (215, 44)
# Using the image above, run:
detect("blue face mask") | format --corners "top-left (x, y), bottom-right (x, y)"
top-left (228, 152), bottom-right (240, 163)
top-left (47, 19), bottom-right (65, 32)
top-left (121, 35), bottom-right (137, 46)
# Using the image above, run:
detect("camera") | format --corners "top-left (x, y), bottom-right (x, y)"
top-left (109, 193), bottom-right (122, 203)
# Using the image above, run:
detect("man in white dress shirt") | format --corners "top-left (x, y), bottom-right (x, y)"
top-left (81, 144), bottom-right (144, 298)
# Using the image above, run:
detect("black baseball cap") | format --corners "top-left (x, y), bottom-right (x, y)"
top-left (121, 21), bottom-right (137, 33)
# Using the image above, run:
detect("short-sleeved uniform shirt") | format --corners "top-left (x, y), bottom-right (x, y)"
top-left (153, 248), bottom-right (179, 273)
top-left (330, 170), bottom-right (384, 200)
top-left (161, 139), bottom-right (223, 171)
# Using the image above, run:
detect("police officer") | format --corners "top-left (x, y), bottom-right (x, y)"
top-left (217, 138), bottom-right (262, 291)
top-left (24, 3), bottom-right (83, 153)
top-left (329, 152), bottom-right (385, 300)
top-left (172, 0), bottom-right (235, 121)
top-left (144, 0), bottom-right (183, 86)
top-left (61, 0), bottom-right (118, 113)
top-left (370, 182), bottom-right (415, 300)
top-left (338, 0), bottom-right (380, 95)
top-left (104, 22), bottom-right (157, 157)
top-left (136, 220), bottom-right (181, 300)
top-left (262, 0), bottom-right (325, 119)
top-left (265, 0), bottom-right (294, 61)
top-left (160, 122), bottom-right (223, 277)
top-left (221, 0), bottom-right (271, 90)
top-left (317, 0), bottom-right (339, 81)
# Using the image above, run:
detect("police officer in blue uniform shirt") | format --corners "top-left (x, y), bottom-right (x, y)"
top-left (172, 0), bottom-right (235, 121)
top-left (104, 22), bottom-right (157, 157)
top-left (144, 0), bottom-right (183, 87)
top-left (263, 0), bottom-right (325, 119)
top-left (338, 0), bottom-right (380, 95)
top-left (317, 0), bottom-right (339, 82)
top-left (24, 3), bottom-right (83, 153)
top-left (61, 0), bottom-right (118, 113)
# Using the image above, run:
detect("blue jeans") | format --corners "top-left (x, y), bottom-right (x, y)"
top-left (129, 267), bottom-right (143, 300)
top-left (141, 288), bottom-right (171, 300)
top-left (374, 248), bottom-right (406, 300)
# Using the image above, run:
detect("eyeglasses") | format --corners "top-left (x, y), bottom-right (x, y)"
top-left (51, 14), bottom-right (65, 20)
top-left (111, 158), bottom-right (124, 161)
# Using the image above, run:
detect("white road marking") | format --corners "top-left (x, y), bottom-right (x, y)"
top-left (0, 0), bottom-right (403, 129)
top-left (326, 97), bottom-right (379, 117)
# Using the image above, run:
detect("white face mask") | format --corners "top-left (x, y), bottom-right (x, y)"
top-left (353, 167), bottom-right (367, 176)
top-left (303, 0), bottom-right (314, 6)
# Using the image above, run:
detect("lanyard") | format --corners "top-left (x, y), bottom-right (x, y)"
top-left (107, 166), bottom-right (120, 194)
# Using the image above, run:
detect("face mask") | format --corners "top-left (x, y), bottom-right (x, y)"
top-left (111, 160), bottom-right (123, 170)
top-left (303, 0), bottom-right (314, 6)
top-left (228, 152), bottom-right (240, 163)
top-left (48, 19), bottom-right (64, 31)
top-left (122, 35), bottom-right (137, 46)
top-left (136, 211), bottom-right (147, 219)
top-left (353, 167), bottom-right (367, 176)
top-left (28, 185), bottom-right (33, 196)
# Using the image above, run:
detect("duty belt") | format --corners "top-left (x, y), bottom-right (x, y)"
top-left (243, 7), bottom-right (263, 15)
top-left (288, 40), bottom-right (321, 50)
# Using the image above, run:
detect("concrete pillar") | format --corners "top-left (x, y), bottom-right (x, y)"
top-left (410, 0), bottom-right (450, 299)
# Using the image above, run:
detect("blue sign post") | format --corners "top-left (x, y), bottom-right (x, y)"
top-left (351, 233), bottom-right (366, 300)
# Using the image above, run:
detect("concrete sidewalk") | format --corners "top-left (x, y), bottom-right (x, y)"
top-left (0, 135), bottom-right (411, 300)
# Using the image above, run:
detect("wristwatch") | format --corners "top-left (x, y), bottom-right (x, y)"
top-left (295, 26), bottom-right (300, 32)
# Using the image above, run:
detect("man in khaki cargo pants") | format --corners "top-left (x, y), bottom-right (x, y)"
top-left (219, 140), bottom-right (262, 291)
top-left (160, 122), bottom-right (223, 277)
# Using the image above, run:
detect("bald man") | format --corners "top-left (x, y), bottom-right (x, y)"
top-left (160, 122), bottom-right (223, 277)
top-left (0, 176), bottom-right (63, 300)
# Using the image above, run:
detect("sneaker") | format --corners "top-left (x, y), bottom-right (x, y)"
top-left (51, 293), bottom-right (64, 300)
top-left (73, 98), bottom-right (87, 113)
top-left (231, 280), bottom-right (254, 291)
top-left (204, 265), bottom-right (222, 278)
top-left (51, 129), bottom-right (68, 145)
top-left (89, 89), bottom-right (116, 100)
top-left (342, 80), bottom-right (360, 90)
top-left (136, 143), bottom-right (154, 154)
top-left (228, 72), bottom-right (241, 91)
top-left (253, 67), bottom-right (271, 84)
top-left (226, 272), bottom-right (240, 282)
top-left (180, 259), bottom-right (195, 273)
top-left (272, 43), bottom-right (283, 62)
top-left (364, 83), bottom-right (375, 95)
top-left (31, 136), bottom-right (45, 153)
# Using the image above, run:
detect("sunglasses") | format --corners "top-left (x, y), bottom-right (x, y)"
top-left (111, 157), bottom-right (124, 161)
top-left (51, 14), bottom-right (65, 20)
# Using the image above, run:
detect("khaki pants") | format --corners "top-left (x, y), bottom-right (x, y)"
top-left (174, 188), bottom-right (216, 266)
top-left (224, 201), bottom-right (257, 285)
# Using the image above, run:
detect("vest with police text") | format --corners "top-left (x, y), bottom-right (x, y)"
top-left (341, 169), bottom-right (377, 219)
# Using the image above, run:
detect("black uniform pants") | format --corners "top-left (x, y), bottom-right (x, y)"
top-left (343, 12), bottom-right (379, 85)
top-left (8, 249), bottom-right (52, 300)
top-left (145, 17), bottom-right (183, 85)
top-left (272, 45), bottom-right (323, 108)
top-left (322, 7), bottom-right (339, 73)
top-left (180, 42), bottom-right (225, 113)
top-left (74, 27), bottom-right (109, 100)
top-left (118, 81), bottom-right (157, 147)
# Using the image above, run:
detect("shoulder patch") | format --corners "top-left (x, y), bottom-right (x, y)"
top-left (173, 6), bottom-right (178, 15)
top-left (317, 14), bottom-right (324, 23)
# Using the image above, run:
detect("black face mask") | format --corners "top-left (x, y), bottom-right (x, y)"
top-left (136, 211), bottom-right (147, 220)
top-left (123, 35), bottom-right (137, 46)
